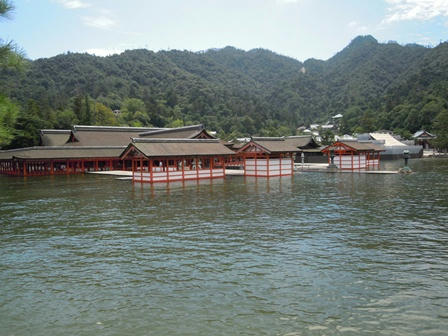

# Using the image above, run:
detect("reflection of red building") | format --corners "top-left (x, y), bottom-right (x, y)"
top-left (237, 137), bottom-right (298, 177)
top-left (120, 138), bottom-right (234, 183)
top-left (321, 141), bottom-right (384, 170)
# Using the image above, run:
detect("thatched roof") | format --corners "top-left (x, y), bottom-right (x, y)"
top-left (138, 124), bottom-right (215, 139)
top-left (40, 130), bottom-right (72, 146)
top-left (0, 146), bottom-right (125, 160)
top-left (121, 138), bottom-right (234, 159)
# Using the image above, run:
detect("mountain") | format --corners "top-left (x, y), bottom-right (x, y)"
top-left (1, 35), bottom-right (448, 148)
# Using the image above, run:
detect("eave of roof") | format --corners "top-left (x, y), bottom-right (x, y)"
top-left (120, 138), bottom-right (234, 159)
top-left (0, 146), bottom-right (126, 160)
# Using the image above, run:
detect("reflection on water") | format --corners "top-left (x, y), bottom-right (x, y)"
top-left (0, 159), bottom-right (447, 336)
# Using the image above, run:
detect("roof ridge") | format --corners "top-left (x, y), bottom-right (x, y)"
top-left (132, 137), bottom-right (219, 143)
top-left (251, 137), bottom-right (285, 141)
top-left (1, 146), bottom-right (127, 152)
top-left (73, 125), bottom-right (165, 132)
top-left (139, 124), bottom-right (204, 136)
top-left (40, 129), bottom-right (72, 134)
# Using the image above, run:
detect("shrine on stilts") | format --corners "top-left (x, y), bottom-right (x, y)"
top-left (120, 138), bottom-right (234, 183)
top-left (0, 124), bottom-right (389, 179)
top-left (321, 141), bottom-right (384, 170)
top-left (237, 137), bottom-right (299, 177)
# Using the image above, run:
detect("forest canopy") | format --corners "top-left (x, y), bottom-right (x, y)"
top-left (1, 34), bottom-right (448, 149)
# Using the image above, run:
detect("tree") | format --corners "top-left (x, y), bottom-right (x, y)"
top-left (0, 95), bottom-right (19, 147)
top-left (320, 128), bottom-right (335, 145)
top-left (73, 95), bottom-right (83, 122)
top-left (9, 100), bottom-right (48, 148)
top-left (0, 0), bottom-right (25, 69)
top-left (432, 108), bottom-right (448, 152)
top-left (94, 102), bottom-right (118, 126)
top-left (120, 98), bottom-right (149, 125)
top-left (83, 95), bottom-right (92, 124)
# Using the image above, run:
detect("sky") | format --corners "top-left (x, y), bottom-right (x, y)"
top-left (2, 0), bottom-right (448, 61)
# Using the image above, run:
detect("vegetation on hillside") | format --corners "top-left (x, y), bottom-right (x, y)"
top-left (1, 31), bottom-right (448, 150)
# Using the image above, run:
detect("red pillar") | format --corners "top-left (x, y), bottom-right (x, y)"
top-left (140, 158), bottom-right (143, 182)
top-left (195, 157), bottom-right (199, 179)
top-left (149, 159), bottom-right (153, 183)
top-left (181, 158), bottom-right (185, 181)
top-left (279, 154), bottom-right (282, 176)
top-left (267, 155), bottom-right (270, 177)
top-left (132, 159), bottom-right (135, 181)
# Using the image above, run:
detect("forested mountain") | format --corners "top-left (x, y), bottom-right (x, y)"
top-left (1, 35), bottom-right (448, 149)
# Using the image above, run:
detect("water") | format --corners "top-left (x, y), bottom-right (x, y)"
top-left (1, 159), bottom-right (447, 336)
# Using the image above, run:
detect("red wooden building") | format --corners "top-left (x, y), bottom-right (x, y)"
top-left (120, 138), bottom-right (235, 183)
top-left (237, 137), bottom-right (299, 177)
top-left (0, 125), bottom-right (219, 178)
top-left (0, 146), bottom-right (126, 176)
top-left (321, 141), bottom-right (385, 170)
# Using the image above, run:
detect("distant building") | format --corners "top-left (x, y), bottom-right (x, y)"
top-left (321, 124), bottom-right (334, 130)
top-left (368, 132), bottom-right (422, 158)
top-left (412, 130), bottom-right (435, 150)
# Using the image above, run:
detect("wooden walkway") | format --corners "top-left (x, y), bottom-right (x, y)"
top-left (88, 169), bottom-right (246, 177)
top-left (294, 163), bottom-right (398, 174)
top-left (89, 167), bottom-right (398, 178)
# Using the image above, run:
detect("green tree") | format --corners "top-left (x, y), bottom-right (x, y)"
top-left (9, 100), bottom-right (47, 148)
top-left (432, 108), bottom-right (448, 152)
top-left (0, 95), bottom-right (19, 147)
top-left (0, 0), bottom-right (25, 69)
top-left (120, 98), bottom-right (149, 125)
top-left (83, 95), bottom-right (92, 124)
top-left (94, 102), bottom-right (118, 126)
top-left (54, 108), bottom-right (78, 129)
top-left (73, 95), bottom-right (83, 122)
top-left (320, 129), bottom-right (335, 145)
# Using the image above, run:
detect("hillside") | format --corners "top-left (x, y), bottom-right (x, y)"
top-left (1, 35), bottom-right (448, 148)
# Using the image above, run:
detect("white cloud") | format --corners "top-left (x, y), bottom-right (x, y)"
top-left (385, 0), bottom-right (448, 22)
top-left (85, 48), bottom-right (124, 57)
top-left (57, 0), bottom-right (90, 9)
top-left (347, 20), bottom-right (368, 32)
top-left (82, 16), bottom-right (116, 29)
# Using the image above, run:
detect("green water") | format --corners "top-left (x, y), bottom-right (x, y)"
top-left (1, 159), bottom-right (447, 335)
